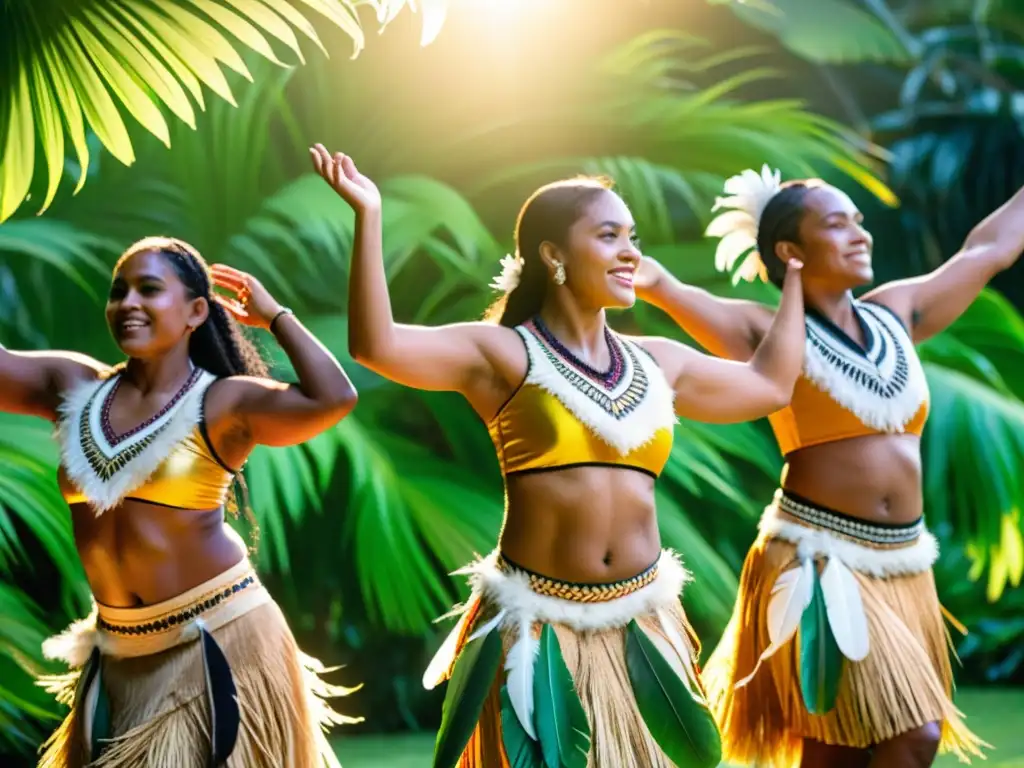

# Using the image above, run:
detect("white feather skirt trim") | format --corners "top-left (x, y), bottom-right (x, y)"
top-left (458, 549), bottom-right (690, 632)
top-left (759, 503), bottom-right (939, 577)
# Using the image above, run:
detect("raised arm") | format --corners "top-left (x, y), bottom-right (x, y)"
top-left (310, 145), bottom-right (520, 418)
top-left (203, 264), bottom-right (358, 455)
top-left (865, 183), bottom-right (1024, 341)
top-left (636, 256), bottom-right (775, 361)
top-left (0, 343), bottom-right (103, 421)
top-left (641, 259), bottom-right (805, 423)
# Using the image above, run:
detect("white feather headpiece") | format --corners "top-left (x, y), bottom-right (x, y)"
top-left (489, 254), bottom-right (523, 293)
top-left (705, 164), bottom-right (782, 283)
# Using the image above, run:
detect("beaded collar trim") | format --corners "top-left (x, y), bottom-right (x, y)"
top-left (802, 301), bottom-right (928, 432)
top-left (57, 368), bottom-right (217, 514)
top-left (516, 320), bottom-right (676, 455)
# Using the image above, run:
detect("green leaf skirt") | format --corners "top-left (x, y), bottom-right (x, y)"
top-left (424, 549), bottom-right (723, 768)
top-left (702, 491), bottom-right (987, 766)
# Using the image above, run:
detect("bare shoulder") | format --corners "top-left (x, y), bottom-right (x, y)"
top-left (860, 282), bottom-right (916, 329)
top-left (50, 352), bottom-right (108, 393)
top-left (627, 335), bottom-right (694, 380)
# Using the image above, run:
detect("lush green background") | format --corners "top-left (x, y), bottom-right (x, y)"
top-left (1, 0), bottom-right (1022, 763)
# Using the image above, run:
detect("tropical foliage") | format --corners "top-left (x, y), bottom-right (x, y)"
top-left (1, 0), bottom-right (1023, 754)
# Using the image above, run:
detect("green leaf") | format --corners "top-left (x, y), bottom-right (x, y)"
top-left (799, 566), bottom-right (843, 715)
top-left (433, 629), bottom-right (503, 768)
top-left (533, 624), bottom-right (590, 768)
top-left (624, 620), bottom-right (722, 768)
top-left (500, 685), bottom-right (545, 768)
top-left (726, 0), bottom-right (911, 64)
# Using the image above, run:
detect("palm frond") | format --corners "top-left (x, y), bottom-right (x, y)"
top-left (0, 0), bottom-right (447, 223)
top-left (718, 0), bottom-right (912, 64)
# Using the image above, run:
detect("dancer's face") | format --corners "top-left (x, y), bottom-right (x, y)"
top-left (106, 250), bottom-right (208, 359)
top-left (549, 190), bottom-right (642, 310)
top-left (784, 185), bottom-right (874, 289)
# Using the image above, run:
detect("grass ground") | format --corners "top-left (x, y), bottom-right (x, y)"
top-left (334, 688), bottom-right (1024, 767)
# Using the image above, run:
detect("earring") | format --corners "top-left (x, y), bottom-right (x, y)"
top-left (553, 261), bottom-right (566, 286)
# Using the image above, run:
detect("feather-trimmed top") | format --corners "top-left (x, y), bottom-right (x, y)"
top-left (487, 319), bottom-right (676, 479)
top-left (768, 301), bottom-right (929, 455)
top-left (56, 368), bottom-right (234, 514)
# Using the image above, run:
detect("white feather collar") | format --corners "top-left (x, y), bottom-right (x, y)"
top-left (56, 368), bottom-right (216, 515)
top-left (515, 323), bottom-right (677, 455)
top-left (802, 301), bottom-right (928, 432)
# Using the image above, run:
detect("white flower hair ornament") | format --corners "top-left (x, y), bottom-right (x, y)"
top-left (705, 164), bottom-right (782, 284)
top-left (489, 253), bottom-right (524, 293)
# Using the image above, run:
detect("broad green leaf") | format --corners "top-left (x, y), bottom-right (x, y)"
top-left (433, 629), bottom-right (502, 768)
top-left (533, 624), bottom-right (590, 768)
top-left (625, 620), bottom-right (722, 768)
top-left (799, 567), bottom-right (842, 715)
top-left (500, 685), bottom-right (545, 768)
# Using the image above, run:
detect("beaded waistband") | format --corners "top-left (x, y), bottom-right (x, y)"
top-left (495, 553), bottom-right (660, 603)
top-left (774, 489), bottom-right (924, 546)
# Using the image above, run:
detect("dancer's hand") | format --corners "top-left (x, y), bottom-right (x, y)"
top-left (210, 264), bottom-right (283, 330)
top-left (634, 256), bottom-right (665, 302)
top-left (310, 144), bottom-right (381, 215)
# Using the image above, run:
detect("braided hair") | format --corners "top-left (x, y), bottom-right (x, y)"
top-left (114, 236), bottom-right (267, 547)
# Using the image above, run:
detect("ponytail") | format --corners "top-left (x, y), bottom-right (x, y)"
top-left (484, 177), bottom-right (613, 327)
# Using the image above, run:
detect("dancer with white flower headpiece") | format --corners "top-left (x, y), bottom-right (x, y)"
top-left (635, 167), bottom-right (1024, 766)
top-left (310, 144), bottom-right (810, 767)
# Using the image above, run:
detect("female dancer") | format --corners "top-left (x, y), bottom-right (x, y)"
top-left (637, 167), bottom-right (1022, 767)
top-left (310, 144), bottom-right (806, 767)
top-left (1, 236), bottom-right (358, 767)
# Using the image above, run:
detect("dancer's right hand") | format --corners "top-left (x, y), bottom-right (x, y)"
top-left (310, 144), bottom-right (381, 215)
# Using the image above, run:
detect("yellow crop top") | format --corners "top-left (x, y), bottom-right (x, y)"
top-left (489, 320), bottom-right (677, 478)
top-left (768, 301), bottom-right (930, 456)
top-left (56, 368), bottom-right (235, 513)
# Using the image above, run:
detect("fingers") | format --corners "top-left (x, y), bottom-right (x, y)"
top-left (787, 258), bottom-right (804, 270)
top-left (340, 154), bottom-right (358, 181)
top-left (212, 293), bottom-right (248, 317)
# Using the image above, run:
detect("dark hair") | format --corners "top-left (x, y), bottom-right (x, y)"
top-left (756, 180), bottom-right (825, 287)
top-left (484, 177), bottom-right (614, 327)
top-left (115, 237), bottom-right (268, 378)
top-left (114, 236), bottom-right (267, 548)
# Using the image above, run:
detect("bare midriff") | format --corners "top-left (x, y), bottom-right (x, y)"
top-left (782, 432), bottom-right (923, 524)
top-left (499, 465), bottom-right (660, 584)
top-left (72, 501), bottom-right (246, 607)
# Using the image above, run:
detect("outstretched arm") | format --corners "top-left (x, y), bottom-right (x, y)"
top-left (642, 260), bottom-right (805, 423)
top-left (0, 343), bottom-right (104, 421)
top-left (205, 265), bottom-right (358, 453)
top-left (309, 144), bottom-right (519, 418)
top-left (866, 183), bottom-right (1024, 341)
top-left (635, 257), bottom-right (776, 361)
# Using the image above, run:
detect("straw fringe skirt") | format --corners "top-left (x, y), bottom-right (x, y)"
top-left (703, 491), bottom-right (986, 767)
top-left (37, 559), bottom-right (359, 768)
top-left (423, 550), bottom-right (720, 768)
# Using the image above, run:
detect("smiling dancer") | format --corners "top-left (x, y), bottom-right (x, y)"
top-left (310, 143), bottom-right (808, 767)
top-left (636, 167), bottom-right (1024, 767)
top-left (0, 237), bottom-right (359, 766)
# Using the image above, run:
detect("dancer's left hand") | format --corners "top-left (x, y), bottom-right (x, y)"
top-left (210, 264), bottom-right (283, 330)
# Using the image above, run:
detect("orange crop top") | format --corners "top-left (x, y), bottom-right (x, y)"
top-left (56, 368), bottom-right (234, 513)
top-left (488, 320), bottom-right (676, 478)
top-left (768, 301), bottom-right (930, 456)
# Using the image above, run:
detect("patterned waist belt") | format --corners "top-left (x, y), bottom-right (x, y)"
top-left (91, 558), bottom-right (272, 657)
top-left (775, 489), bottom-right (924, 546)
top-left (495, 553), bottom-right (660, 603)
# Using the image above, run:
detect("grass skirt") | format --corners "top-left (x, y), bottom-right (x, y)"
top-left (424, 550), bottom-right (715, 768)
top-left (37, 559), bottom-right (359, 767)
top-left (703, 490), bottom-right (987, 767)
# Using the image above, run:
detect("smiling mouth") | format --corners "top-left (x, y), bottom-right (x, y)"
top-left (118, 320), bottom-right (149, 333)
top-left (609, 269), bottom-right (635, 286)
